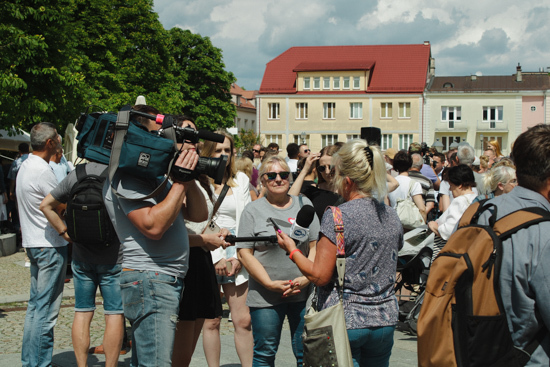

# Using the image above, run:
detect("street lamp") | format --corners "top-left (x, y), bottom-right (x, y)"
top-left (300, 132), bottom-right (306, 144)
top-left (432, 138), bottom-right (443, 153)
top-left (480, 134), bottom-right (484, 152)
top-left (449, 140), bottom-right (459, 150)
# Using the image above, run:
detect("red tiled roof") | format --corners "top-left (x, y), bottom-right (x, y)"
top-left (260, 44), bottom-right (431, 94)
top-left (231, 83), bottom-right (245, 96)
top-left (429, 73), bottom-right (550, 92)
top-left (293, 61), bottom-right (375, 72)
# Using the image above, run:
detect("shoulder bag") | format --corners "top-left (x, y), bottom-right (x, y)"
top-left (396, 179), bottom-right (425, 230)
top-left (302, 206), bottom-right (353, 366)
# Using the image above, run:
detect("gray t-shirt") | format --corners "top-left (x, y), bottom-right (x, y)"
top-left (237, 195), bottom-right (320, 308)
top-left (51, 163), bottom-right (121, 265)
top-left (103, 173), bottom-right (189, 278)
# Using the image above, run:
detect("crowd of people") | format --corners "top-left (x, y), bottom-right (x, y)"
top-left (10, 108), bottom-right (550, 367)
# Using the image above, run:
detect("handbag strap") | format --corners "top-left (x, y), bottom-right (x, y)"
top-left (327, 206), bottom-right (345, 300)
top-left (211, 184), bottom-right (230, 219)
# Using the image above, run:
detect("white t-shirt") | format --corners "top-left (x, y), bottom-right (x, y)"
top-left (388, 175), bottom-right (422, 209)
top-left (16, 154), bottom-right (67, 248)
top-left (440, 180), bottom-right (478, 203)
top-left (436, 193), bottom-right (477, 240)
top-left (287, 159), bottom-right (299, 173)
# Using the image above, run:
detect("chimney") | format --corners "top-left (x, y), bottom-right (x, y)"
top-left (430, 57), bottom-right (436, 76)
top-left (516, 63), bottom-right (522, 82)
top-left (424, 41), bottom-right (430, 46)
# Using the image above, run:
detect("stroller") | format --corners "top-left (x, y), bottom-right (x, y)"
top-left (395, 226), bottom-right (434, 335)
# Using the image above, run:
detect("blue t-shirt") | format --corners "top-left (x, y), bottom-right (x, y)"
top-left (318, 197), bottom-right (403, 329)
top-left (103, 174), bottom-right (189, 278)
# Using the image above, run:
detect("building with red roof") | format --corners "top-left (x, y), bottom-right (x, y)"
top-left (257, 42), bottom-right (434, 153)
top-left (230, 82), bottom-right (258, 134)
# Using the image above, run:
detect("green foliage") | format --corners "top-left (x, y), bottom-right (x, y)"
top-left (238, 129), bottom-right (262, 151)
top-left (0, 0), bottom-right (236, 135)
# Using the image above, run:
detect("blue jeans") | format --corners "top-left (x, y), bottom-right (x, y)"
top-left (21, 246), bottom-right (68, 367)
top-left (72, 260), bottom-right (123, 314)
top-left (250, 301), bottom-right (306, 367)
top-left (119, 270), bottom-right (183, 367)
top-left (347, 325), bottom-right (395, 367)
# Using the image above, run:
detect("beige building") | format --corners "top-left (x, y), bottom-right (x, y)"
top-left (256, 43), bottom-right (433, 154)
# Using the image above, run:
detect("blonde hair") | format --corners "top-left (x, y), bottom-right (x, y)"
top-left (259, 156), bottom-right (290, 178)
top-left (236, 157), bottom-right (253, 180)
top-left (200, 130), bottom-right (237, 187)
top-left (479, 155), bottom-right (489, 171)
top-left (482, 166), bottom-right (516, 193)
top-left (331, 139), bottom-right (387, 199)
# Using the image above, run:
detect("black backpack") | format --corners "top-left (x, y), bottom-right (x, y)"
top-left (66, 164), bottom-right (117, 246)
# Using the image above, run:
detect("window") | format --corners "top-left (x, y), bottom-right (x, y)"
top-left (333, 77), bottom-right (340, 90)
top-left (350, 102), bottom-right (363, 119)
top-left (323, 77), bottom-right (330, 89)
top-left (347, 134), bottom-right (360, 141)
top-left (441, 106), bottom-right (461, 129)
top-left (322, 134), bottom-right (338, 148)
top-left (442, 136), bottom-right (461, 151)
top-left (294, 134), bottom-right (309, 145)
top-left (304, 77), bottom-right (310, 90)
top-left (268, 103), bottom-right (280, 119)
top-left (531, 106), bottom-right (536, 112)
top-left (381, 103), bottom-right (392, 118)
top-left (296, 103), bottom-right (308, 119)
top-left (483, 106), bottom-right (503, 128)
top-left (382, 134), bottom-right (393, 150)
top-left (343, 77), bottom-right (350, 89)
top-left (399, 134), bottom-right (413, 150)
top-left (353, 76), bottom-right (360, 89)
top-left (265, 134), bottom-right (282, 145)
top-left (323, 102), bottom-right (336, 119)
top-left (313, 77), bottom-right (320, 90)
top-left (399, 102), bottom-right (411, 118)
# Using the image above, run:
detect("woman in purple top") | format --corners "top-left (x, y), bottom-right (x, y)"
top-left (277, 139), bottom-right (403, 367)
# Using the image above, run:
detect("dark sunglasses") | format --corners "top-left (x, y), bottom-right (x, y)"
top-left (303, 149), bottom-right (311, 153)
top-left (263, 171), bottom-right (290, 180)
top-left (253, 149), bottom-right (260, 153)
top-left (317, 165), bottom-right (334, 173)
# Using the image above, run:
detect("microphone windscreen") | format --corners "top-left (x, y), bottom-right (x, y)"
top-left (198, 130), bottom-right (225, 143)
top-left (295, 205), bottom-right (316, 228)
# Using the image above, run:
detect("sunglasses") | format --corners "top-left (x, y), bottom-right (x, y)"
top-left (263, 171), bottom-right (290, 181)
top-left (253, 149), bottom-right (260, 153)
top-left (317, 165), bottom-right (334, 173)
top-left (303, 149), bottom-right (311, 153)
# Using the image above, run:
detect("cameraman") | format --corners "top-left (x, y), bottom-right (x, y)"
top-left (103, 105), bottom-right (207, 366)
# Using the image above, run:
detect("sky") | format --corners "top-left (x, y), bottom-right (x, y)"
top-left (154, 0), bottom-right (550, 91)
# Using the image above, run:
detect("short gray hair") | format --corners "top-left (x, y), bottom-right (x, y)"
top-left (411, 153), bottom-right (423, 169)
top-left (30, 122), bottom-right (58, 151)
top-left (457, 144), bottom-right (475, 166)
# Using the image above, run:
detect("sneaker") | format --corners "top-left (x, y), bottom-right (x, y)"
top-left (24, 261), bottom-right (30, 268)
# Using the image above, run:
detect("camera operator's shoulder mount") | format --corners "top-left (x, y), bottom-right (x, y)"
top-left (75, 104), bottom-right (227, 201)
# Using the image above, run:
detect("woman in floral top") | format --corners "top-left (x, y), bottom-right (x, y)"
top-left (277, 139), bottom-right (403, 367)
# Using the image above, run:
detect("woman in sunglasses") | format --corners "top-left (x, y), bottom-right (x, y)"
top-left (201, 131), bottom-right (253, 367)
top-left (237, 156), bottom-right (320, 366)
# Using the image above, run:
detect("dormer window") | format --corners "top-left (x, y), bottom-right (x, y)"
top-left (313, 77), bottom-right (320, 90)
top-left (304, 77), bottom-right (311, 90)
top-left (343, 77), bottom-right (350, 89)
top-left (323, 77), bottom-right (330, 89)
top-left (443, 82), bottom-right (454, 88)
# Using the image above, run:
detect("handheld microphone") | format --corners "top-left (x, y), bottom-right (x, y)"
top-left (288, 205), bottom-right (316, 252)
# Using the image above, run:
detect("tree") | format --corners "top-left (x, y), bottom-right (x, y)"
top-left (0, 0), bottom-right (86, 131)
top-left (238, 129), bottom-right (262, 152)
top-left (167, 28), bottom-right (236, 131)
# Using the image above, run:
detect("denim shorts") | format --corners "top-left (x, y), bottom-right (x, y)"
top-left (216, 274), bottom-right (236, 285)
top-left (71, 260), bottom-right (123, 314)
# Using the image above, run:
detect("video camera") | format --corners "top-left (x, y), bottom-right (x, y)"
top-left (420, 142), bottom-right (432, 165)
top-left (75, 106), bottom-right (227, 184)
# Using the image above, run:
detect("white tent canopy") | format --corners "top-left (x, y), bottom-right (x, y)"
top-left (0, 128), bottom-right (31, 152)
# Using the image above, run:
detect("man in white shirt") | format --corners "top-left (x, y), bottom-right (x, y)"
top-left (17, 122), bottom-right (68, 367)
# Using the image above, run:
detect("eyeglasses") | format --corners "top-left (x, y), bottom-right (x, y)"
top-left (303, 149), bottom-right (311, 153)
top-left (317, 165), bottom-right (334, 173)
top-left (263, 171), bottom-right (290, 181)
top-left (253, 149), bottom-right (260, 153)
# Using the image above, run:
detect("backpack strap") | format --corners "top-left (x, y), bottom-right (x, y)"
top-left (75, 163), bottom-right (87, 183)
top-left (326, 206), bottom-right (345, 299)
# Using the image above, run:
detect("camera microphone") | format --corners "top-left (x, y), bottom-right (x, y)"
top-left (288, 205), bottom-right (316, 252)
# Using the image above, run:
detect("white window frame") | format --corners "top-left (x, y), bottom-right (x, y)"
top-left (381, 102), bottom-right (392, 118)
top-left (343, 77), bottom-right (350, 90)
top-left (347, 134), bottom-right (360, 141)
top-left (296, 103), bottom-right (308, 120)
top-left (265, 134), bottom-right (282, 145)
top-left (353, 76), bottom-right (360, 89)
top-left (350, 102), bottom-right (363, 119)
top-left (399, 102), bottom-right (411, 118)
top-left (268, 103), bottom-right (280, 120)
top-left (323, 77), bottom-right (330, 90)
top-left (323, 102), bottom-right (336, 119)
top-left (303, 77), bottom-right (310, 90)
top-left (333, 77), bottom-right (340, 90)
top-left (441, 106), bottom-right (461, 129)
top-left (483, 106), bottom-right (503, 129)
top-left (399, 134), bottom-right (413, 150)
top-left (322, 134), bottom-right (338, 148)
top-left (382, 134), bottom-right (393, 150)
top-left (313, 77), bottom-right (320, 90)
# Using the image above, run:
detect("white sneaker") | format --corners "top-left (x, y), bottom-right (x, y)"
top-left (24, 261), bottom-right (30, 268)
